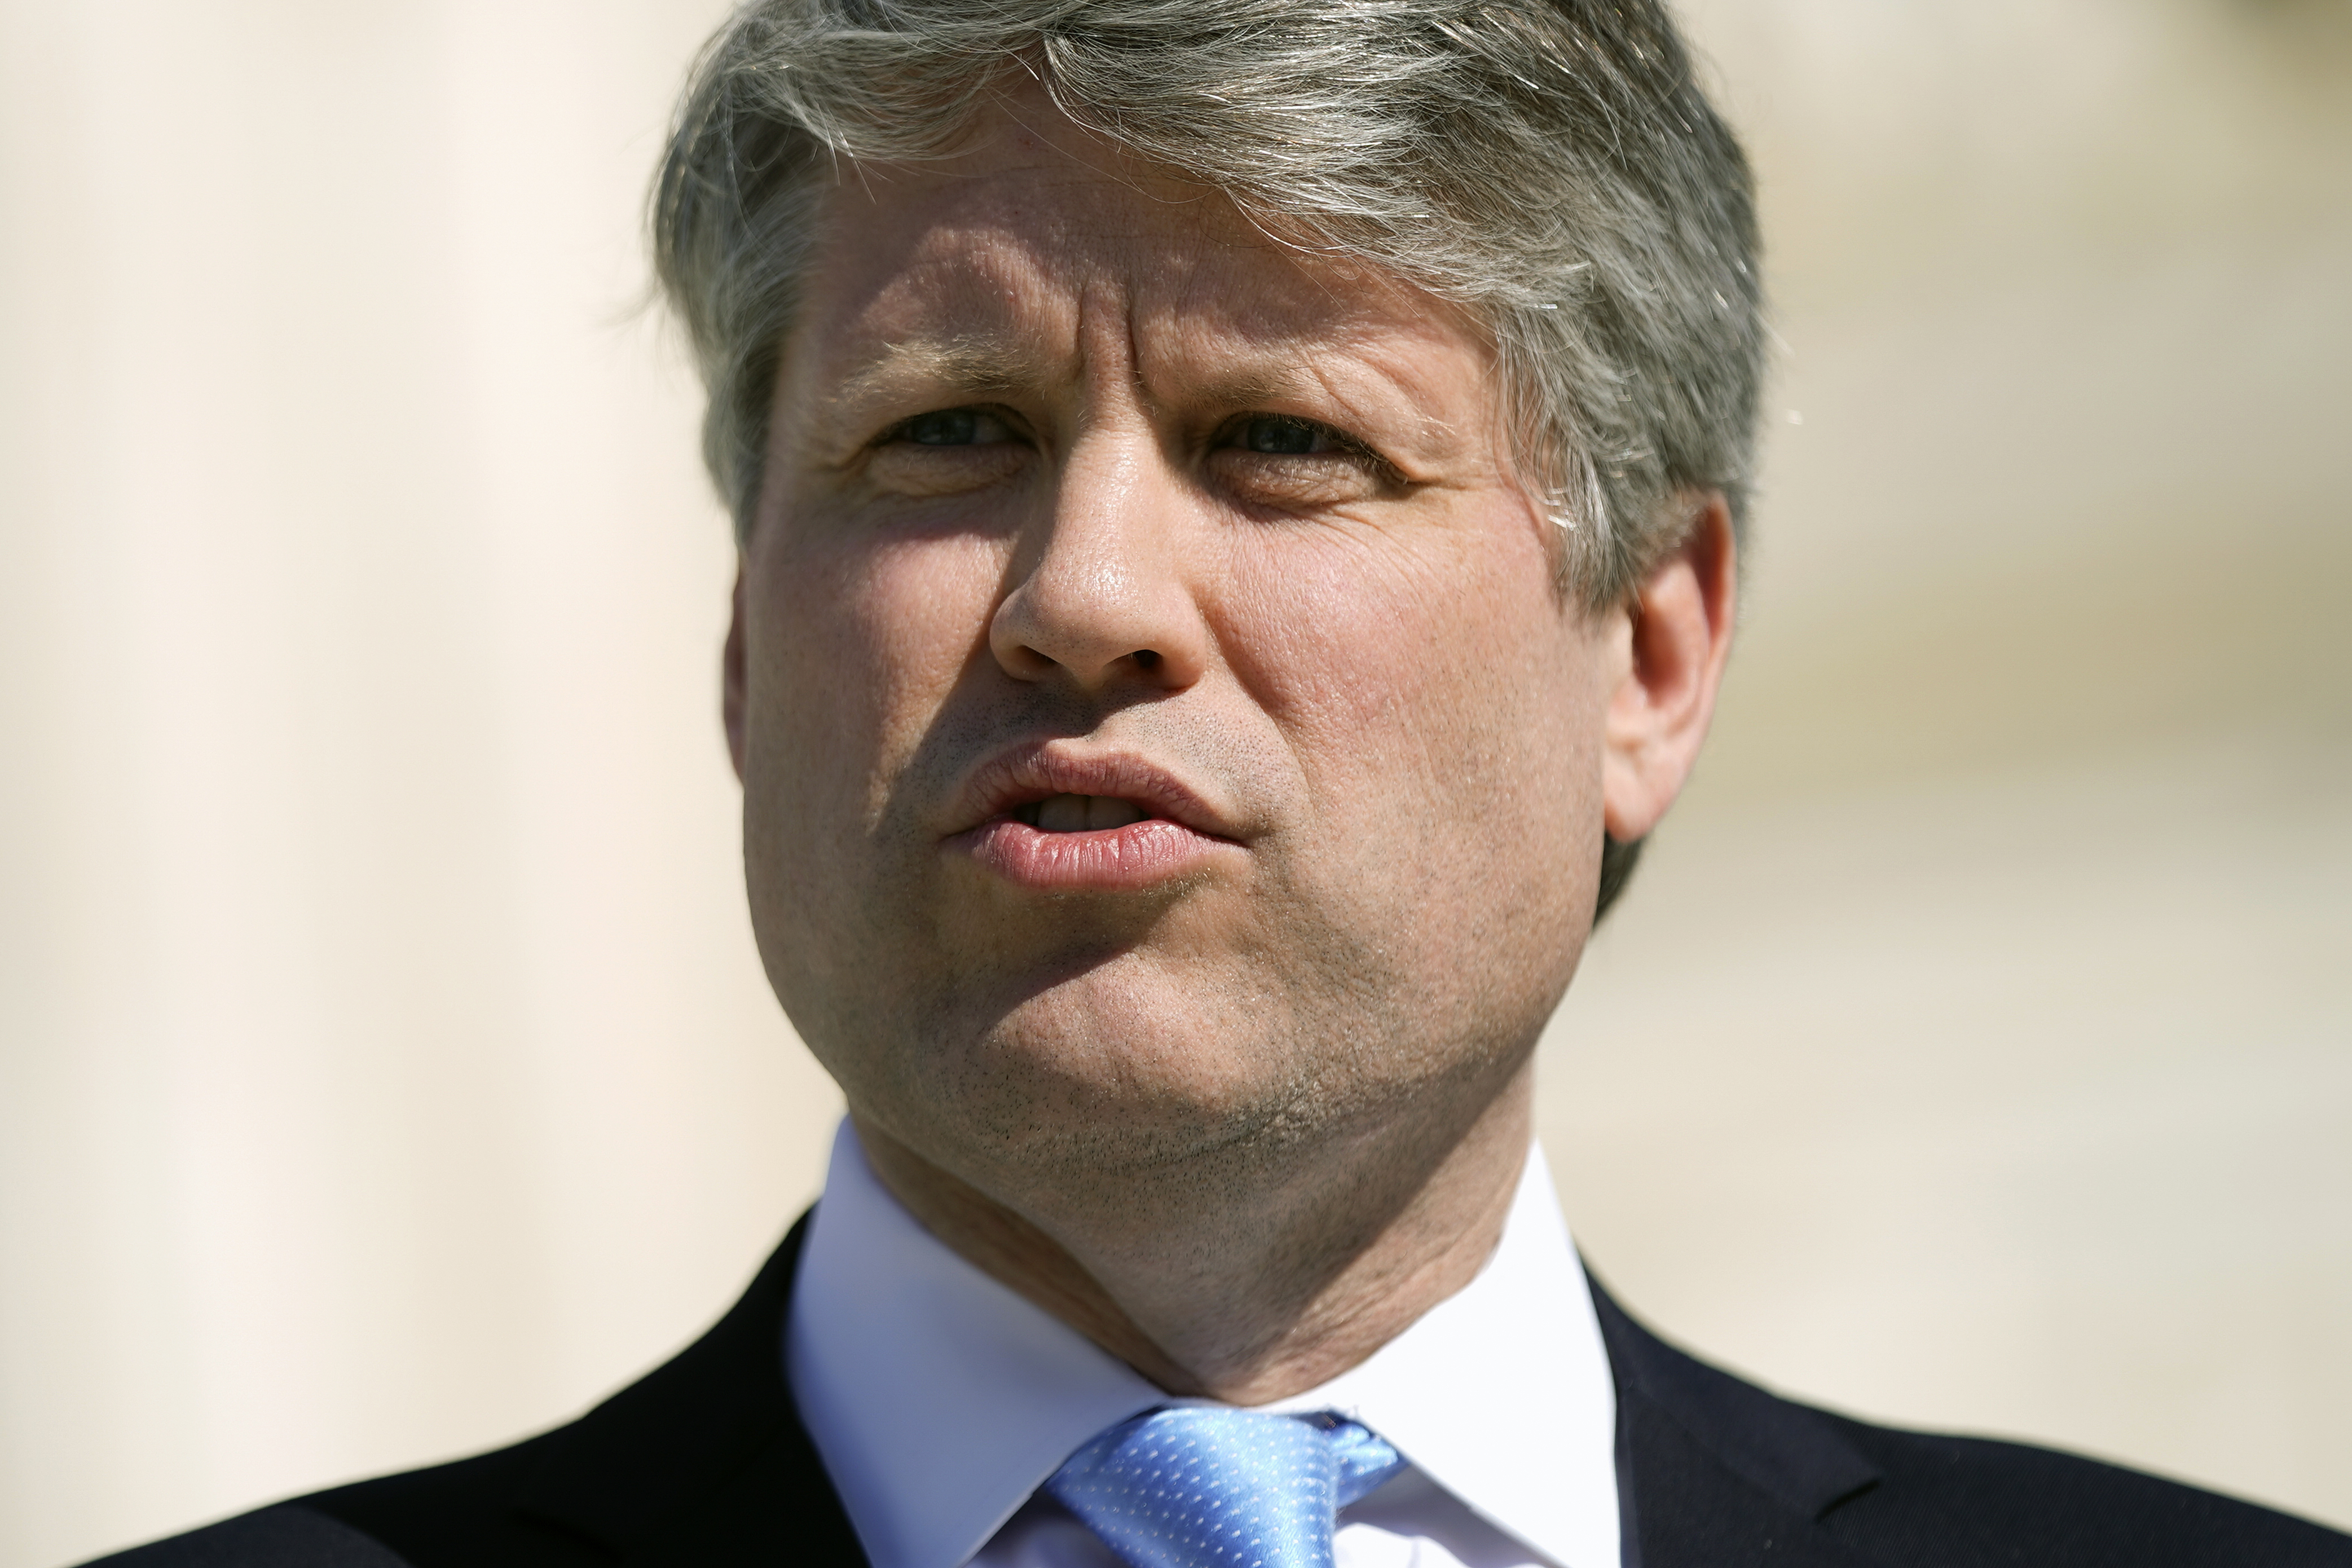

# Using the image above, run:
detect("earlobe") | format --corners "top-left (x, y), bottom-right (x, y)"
top-left (1599, 492), bottom-right (1737, 842)
top-left (723, 566), bottom-right (749, 785)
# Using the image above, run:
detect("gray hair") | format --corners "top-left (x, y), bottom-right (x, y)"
top-left (651, 0), bottom-right (1761, 913)
top-left (654, 0), bottom-right (1760, 605)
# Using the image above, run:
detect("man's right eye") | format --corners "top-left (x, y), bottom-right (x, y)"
top-left (894, 408), bottom-right (1013, 446)
top-left (861, 406), bottom-right (1029, 497)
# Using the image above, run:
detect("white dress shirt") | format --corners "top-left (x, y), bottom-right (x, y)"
top-left (787, 1121), bottom-right (1620, 1568)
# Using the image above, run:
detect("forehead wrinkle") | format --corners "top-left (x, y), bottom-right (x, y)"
top-left (1124, 283), bottom-right (1357, 416)
top-left (1129, 238), bottom-right (1487, 430)
top-left (802, 241), bottom-right (1074, 429)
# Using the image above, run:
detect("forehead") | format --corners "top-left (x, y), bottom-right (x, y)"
top-left (785, 104), bottom-right (1486, 405)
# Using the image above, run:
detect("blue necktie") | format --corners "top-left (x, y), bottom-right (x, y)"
top-left (1045, 1407), bottom-right (1410, 1568)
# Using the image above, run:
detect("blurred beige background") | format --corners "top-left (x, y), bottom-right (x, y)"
top-left (1, 1), bottom-right (2345, 1562)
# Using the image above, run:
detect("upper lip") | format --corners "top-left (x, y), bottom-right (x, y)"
top-left (946, 742), bottom-right (1241, 840)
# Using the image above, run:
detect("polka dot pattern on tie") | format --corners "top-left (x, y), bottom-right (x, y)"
top-left (1044, 1407), bottom-right (1408, 1568)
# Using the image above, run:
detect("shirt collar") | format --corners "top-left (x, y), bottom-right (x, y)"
top-left (786, 1120), bottom-right (1619, 1568)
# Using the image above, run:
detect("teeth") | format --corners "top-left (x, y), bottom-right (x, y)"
top-left (1026, 794), bottom-right (1148, 833)
top-left (1087, 796), bottom-right (1145, 831)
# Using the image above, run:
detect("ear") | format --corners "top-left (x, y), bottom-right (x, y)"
top-left (722, 564), bottom-right (749, 785)
top-left (1601, 491), bottom-right (1737, 842)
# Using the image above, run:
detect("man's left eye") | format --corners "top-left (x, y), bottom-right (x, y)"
top-left (1234, 416), bottom-right (1338, 455)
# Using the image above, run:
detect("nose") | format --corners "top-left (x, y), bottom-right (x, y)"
top-left (988, 433), bottom-right (1210, 697)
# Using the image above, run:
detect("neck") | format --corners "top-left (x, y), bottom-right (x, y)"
top-left (850, 1064), bottom-right (1534, 1404)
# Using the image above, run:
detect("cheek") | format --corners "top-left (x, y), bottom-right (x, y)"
top-left (1217, 516), bottom-right (1607, 948)
top-left (750, 530), bottom-right (1006, 829)
top-left (1226, 523), bottom-right (1598, 815)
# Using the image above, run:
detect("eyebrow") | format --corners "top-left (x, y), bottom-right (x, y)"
top-left (861, 339), bottom-right (1320, 405)
top-left (808, 323), bottom-right (1379, 452)
top-left (823, 336), bottom-right (1060, 416)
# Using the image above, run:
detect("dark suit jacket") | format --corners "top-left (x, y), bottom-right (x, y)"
top-left (88, 1214), bottom-right (2352, 1567)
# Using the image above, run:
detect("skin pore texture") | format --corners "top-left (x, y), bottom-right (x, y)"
top-left (725, 95), bottom-right (1738, 1404)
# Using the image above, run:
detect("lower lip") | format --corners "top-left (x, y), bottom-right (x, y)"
top-left (954, 818), bottom-right (1235, 892)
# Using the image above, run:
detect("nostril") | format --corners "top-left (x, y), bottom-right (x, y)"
top-left (1130, 649), bottom-right (1161, 672)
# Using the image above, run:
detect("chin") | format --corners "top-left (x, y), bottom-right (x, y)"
top-left (888, 954), bottom-right (1328, 1177)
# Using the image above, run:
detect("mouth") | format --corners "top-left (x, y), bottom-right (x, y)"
top-left (947, 750), bottom-right (1244, 892)
top-left (1008, 794), bottom-right (1152, 833)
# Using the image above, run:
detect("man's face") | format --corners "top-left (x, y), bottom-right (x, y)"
top-left (730, 107), bottom-right (1626, 1201)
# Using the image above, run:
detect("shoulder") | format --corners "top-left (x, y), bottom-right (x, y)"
top-left (1826, 1416), bottom-right (2352, 1567)
top-left (1588, 1274), bottom-right (2352, 1568)
top-left (80, 1216), bottom-right (865, 1568)
top-left (77, 1428), bottom-right (605, 1568)
top-left (77, 1506), bottom-right (413, 1567)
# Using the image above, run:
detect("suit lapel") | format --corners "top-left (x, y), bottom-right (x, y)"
top-left (514, 1215), bottom-right (870, 1566)
top-left (1589, 1273), bottom-right (1886, 1568)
